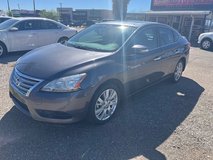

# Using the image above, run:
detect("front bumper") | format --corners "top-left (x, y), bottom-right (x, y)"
top-left (9, 81), bottom-right (92, 124)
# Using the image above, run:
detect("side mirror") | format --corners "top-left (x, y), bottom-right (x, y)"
top-left (132, 44), bottom-right (149, 53)
top-left (9, 27), bottom-right (18, 32)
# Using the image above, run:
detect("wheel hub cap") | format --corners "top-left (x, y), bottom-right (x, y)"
top-left (95, 89), bottom-right (118, 121)
top-left (202, 40), bottom-right (210, 49)
top-left (174, 62), bottom-right (183, 81)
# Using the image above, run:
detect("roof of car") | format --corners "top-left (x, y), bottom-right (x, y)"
top-left (0, 16), bottom-right (11, 19)
top-left (12, 17), bottom-right (51, 21)
top-left (98, 20), bottom-right (158, 28)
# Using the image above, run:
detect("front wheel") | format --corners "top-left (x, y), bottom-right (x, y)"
top-left (88, 84), bottom-right (121, 124)
top-left (201, 39), bottom-right (212, 50)
top-left (172, 60), bottom-right (184, 83)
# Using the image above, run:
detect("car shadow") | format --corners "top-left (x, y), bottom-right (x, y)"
top-left (0, 77), bottom-right (204, 160)
top-left (0, 52), bottom-right (27, 64)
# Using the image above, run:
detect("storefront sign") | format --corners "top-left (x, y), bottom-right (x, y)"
top-left (151, 0), bottom-right (213, 10)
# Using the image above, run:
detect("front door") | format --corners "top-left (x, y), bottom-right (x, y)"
top-left (124, 27), bottom-right (165, 93)
top-left (8, 20), bottom-right (39, 52)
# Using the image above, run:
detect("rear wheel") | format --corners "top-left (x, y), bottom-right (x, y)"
top-left (88, 84), bottom-right (121, 124)
top-left (172, 60), bottom-right (184, 83)
top-left (201, 38), bottom-right (212, 50)
top-left (58, 37), bottom-right (69, 44)
top-left (0, 42), bottom-right (7, 57)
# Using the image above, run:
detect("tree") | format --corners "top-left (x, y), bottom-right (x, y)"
top-left (39, 10), bottom-right (59, 21)
top-left (112, 0), bottom-right (131, 20)
top-left (7, 11), bottom-right (13, 17)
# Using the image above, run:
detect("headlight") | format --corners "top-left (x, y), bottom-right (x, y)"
top-left (41, 73), bottom-right (86, 92)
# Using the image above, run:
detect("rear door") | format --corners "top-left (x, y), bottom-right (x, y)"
top-left (124, 26), bottom-right (165, 93)
top-left (157, 27), bottom-right (182, 74)
top-left (8, 20), bottom-right (40, 51)
top-left (37, 20), bottom-right (62, 47)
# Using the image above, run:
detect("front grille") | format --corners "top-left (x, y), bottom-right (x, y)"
top-left (11, 68), bottom-right (43, 96)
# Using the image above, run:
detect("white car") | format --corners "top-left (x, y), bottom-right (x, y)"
top-left (0, 16), bottom-right (11, 24)
top-left (0, 17), bottom-right (77, 57)
top-left (198, 32), bottom-right (213, 50)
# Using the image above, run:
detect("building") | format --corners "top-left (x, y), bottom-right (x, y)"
top-left (72, 9), bottom-right (88, 23)
top-left (73, 9), bottom-right (113, 22)
top-left (11, 9), bottom-right (40, 17)
top-left (87, 9), bottom-right (113, 21)
top-left (149, 0), bottom-right (213, 44)
top-left (128, 0), bottom-right (213, 45)
top-left (0, 10), bottom-right (6, 16)
top-left (56, 8), bottom-right (113, 25)
top-left (57, 8), bottom-right (73, 25)
top-left (146, 11), bottom-right (212, 44)
top-left (126, 13), bottom-right (145, 21)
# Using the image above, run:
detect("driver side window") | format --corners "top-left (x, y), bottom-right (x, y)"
top-left (132, 27), bottom-right (158, 51)
top-left (14, 20), bottom-right (39, 31)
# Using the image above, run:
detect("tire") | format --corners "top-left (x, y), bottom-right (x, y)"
top-left (172, 60), bottom-right (184, 83)
top-left (58, 37), bottom-right (69, 44)
top-left (0, 42), bottom-right (7, 58)
top-left (201, 38), bottom-right (212, 50)
top-left (87, 83), bottom-right (121, 124)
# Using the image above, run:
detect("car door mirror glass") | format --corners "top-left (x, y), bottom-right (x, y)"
top-left (9, 27), bottom-right (18, 32)
top-left (132, 44), bottom-right (149, 54)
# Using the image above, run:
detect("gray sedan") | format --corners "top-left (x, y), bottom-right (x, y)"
top-left (9, 21), bottom-right (190, 124)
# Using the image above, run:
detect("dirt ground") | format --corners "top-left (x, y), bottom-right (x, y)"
top-left (0, 47), bottom-right (212, 160)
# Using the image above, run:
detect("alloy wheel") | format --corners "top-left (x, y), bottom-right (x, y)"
top-left (95, 89), bottom-right (118, 121)
top-left (202, 40), bottom-right (211, 50)
top-left (174, 61), bottom-right (183, 81)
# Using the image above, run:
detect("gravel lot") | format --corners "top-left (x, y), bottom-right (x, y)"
top-left (0, 47), bottom-right (213, 160)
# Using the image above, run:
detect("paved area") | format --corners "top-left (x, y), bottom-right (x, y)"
top-left (0, 48), bottom-right (212, 160)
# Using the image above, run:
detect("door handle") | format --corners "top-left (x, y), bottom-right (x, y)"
top-left (174, 49), bottom-right (180, 54)
top-left (153, 56), bottom-right (162, 61)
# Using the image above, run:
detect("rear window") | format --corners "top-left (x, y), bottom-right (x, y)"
top-left (40, 21), bottom-right (61, 29)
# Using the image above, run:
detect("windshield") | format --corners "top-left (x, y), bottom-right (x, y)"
top-left (0, 19), bottom-right (18, 30)
top-left (67, 24), bottom-right (136, 52)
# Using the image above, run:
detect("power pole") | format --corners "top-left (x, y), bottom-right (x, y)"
top-left (7, 0), bottom-right (13, 17)
top-left (17, 3), bottom-right (20, 10)
top-left (59, 3), bottom-right (62, 22)
top-left (33, 0), bottom-right (36, 16)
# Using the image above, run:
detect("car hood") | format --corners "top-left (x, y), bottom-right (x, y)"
top-left (16, 43), bottom-right (111, 79)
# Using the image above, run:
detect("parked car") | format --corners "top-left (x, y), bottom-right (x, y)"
top-left (82, 20), bottom-right (96, 27)
top-left (9, 21), bottom-right (190, 124)
top-left (0, 17), bottom-right (77, 57)
top-left (198, 32), bottom-right (213, 50)
top-left (70, 21), bottom-right (84, 27)
top-left (0, 16), bottom-right (11, 24)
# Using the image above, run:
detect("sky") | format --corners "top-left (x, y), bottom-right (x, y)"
top-left (0, 0), bottom-right (151, 12)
